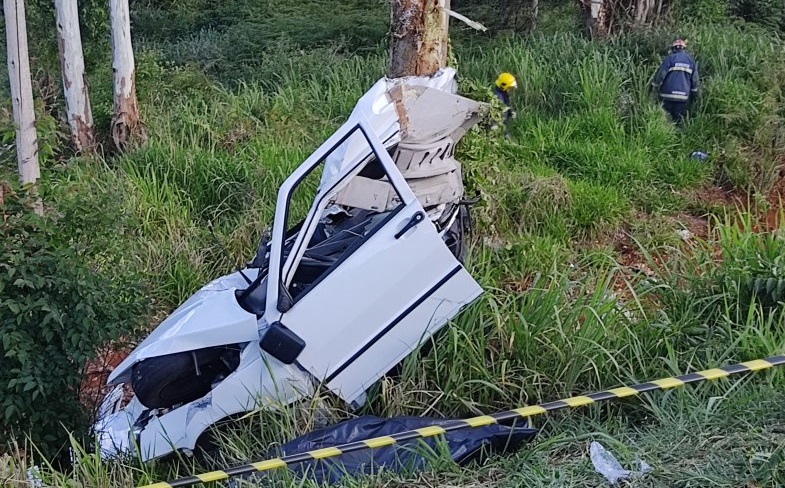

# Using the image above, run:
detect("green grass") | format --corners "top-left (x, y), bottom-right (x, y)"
top-left (2, 0), bottom-right (785, 485)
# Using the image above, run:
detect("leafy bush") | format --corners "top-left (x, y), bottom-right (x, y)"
top-left (729, 0), bottom-right (785, 29)
top-left (675, 0), bottom-right (729, 23)
top-left (676, 0), bottom-right (784, 29)
top-left (644, 211), bottom-right (785, 361)
top-left (0, 188), bottom-right (147, 460)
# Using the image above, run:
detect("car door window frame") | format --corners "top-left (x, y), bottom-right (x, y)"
top-left (266, 117), bottom-right (419, 318)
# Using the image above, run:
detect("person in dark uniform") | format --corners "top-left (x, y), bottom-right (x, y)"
top-left (493, 72), bottom-right (517, 136)
top-left (652, 39), bottom-right (700, 125)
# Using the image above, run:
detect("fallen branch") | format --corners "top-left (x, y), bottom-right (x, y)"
top-left (441, 7), bottom-right (487, 32)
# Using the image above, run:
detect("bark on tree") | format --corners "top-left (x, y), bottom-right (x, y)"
top-left (109, 0), bottom-right (144, 151)
top-left (389, 0), bottom-right (450, 78)
top-left (528, 0), bottom-right (539, 32)
top-left (581, 0), bottom-right (609, 38)
top-left (635, 0), bottom-right (646, 24)
top-left (55, 0), bottom-right (95, 153)
top-left (4, 0), bottom-right (40, 187)
top-left (634, 0), bottom-right (660, 25)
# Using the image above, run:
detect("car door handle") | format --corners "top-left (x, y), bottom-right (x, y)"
top-left (395, 211), bottom-right (425, 239)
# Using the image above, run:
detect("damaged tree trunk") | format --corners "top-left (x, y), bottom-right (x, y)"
top-left (389, 0), bottom-right (450, 78)
top-left (4, 0), bottom-right (40, 187)
top-left (109, 0), bottom-right (144, 151)
top-left (55, 0), bottom-right (95, 153)
top-left (581, 0), bottom-right (609, 39)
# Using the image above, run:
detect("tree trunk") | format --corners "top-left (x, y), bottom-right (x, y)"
top-left (389, 0), bottom-right (450, 78)
top-left (634, 0), bottom-right (658, 26)
top-left (528, 0), bottom-right (539, 32)
top-left (4, 0), bottom-right (40, 187)
top-left (581, 0), bottom-right (608, 39)
top-left (55, 0), bottom-right (95, 153)
top-left (109, 0), bottom-right (144, 151)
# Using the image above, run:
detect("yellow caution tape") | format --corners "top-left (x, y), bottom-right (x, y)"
top-left (138, 355), bottom-right (785, 488)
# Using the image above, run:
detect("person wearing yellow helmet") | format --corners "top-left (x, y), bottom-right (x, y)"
top-left (493, 72), bottom-right (517, 135)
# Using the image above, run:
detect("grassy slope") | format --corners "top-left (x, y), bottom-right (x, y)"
top-left (3, 0), bottom-right (785, 486)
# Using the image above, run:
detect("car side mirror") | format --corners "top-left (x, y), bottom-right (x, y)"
top-left (260, 321), bottom-right (305, 364)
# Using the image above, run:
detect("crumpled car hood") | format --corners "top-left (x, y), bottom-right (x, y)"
top-left (108, 270), bottom-right (261, 385)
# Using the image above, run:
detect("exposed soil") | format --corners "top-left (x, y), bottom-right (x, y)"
top-left (689, 182), bottom-right (745, 210)
top-left (761, 166), bottom-right (785, 232)
top-left (79, 342), bottom-right (135, 418)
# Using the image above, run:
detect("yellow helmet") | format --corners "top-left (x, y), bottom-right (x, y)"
top-left (495, 72), bottom-right (517, 91)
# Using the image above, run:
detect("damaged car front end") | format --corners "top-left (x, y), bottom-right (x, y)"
top-left (94, 68), bottom-right (488, 461)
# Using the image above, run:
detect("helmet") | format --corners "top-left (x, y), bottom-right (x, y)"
top-left (672, 39), bottom-right (687, 49)
top-left (495, 72), bottom-right (517, 92)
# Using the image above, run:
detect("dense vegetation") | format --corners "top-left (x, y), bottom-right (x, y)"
top-left (1, 0), bottom-right (785, 485)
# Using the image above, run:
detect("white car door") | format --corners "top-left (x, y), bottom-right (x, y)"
top-left (264, 117), bottom-right (482, 404)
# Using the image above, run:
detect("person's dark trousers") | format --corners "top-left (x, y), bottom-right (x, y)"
top-left (661, 99), bottom-right (688, 125)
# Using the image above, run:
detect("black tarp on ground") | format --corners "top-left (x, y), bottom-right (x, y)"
top-left (232, 415), bottom-right (537, 485)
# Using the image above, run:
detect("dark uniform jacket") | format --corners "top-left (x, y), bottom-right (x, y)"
top-left (652, 50), bottom-right (700, 102)
top-left (493, 86), bottom-right (513, 124)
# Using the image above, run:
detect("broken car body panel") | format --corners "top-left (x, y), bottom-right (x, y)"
top-left (107, 270), bottom-right (262, 385)
top-left (94, 68), bottom-right (487, 461)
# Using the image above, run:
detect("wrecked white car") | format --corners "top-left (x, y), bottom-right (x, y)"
top-left (94, 68), bottom-right (486, 461)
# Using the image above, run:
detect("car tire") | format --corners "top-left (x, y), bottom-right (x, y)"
top-left (131, 348), bottom-right (235, 409)
top-left (444, 205), bottom-right (470, 263)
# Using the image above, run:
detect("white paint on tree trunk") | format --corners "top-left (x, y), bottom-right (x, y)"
top-left (55, 0), bottom-right (95, 152)
top-left (591, 0), bottom-right (602, 18)
top-left (109, 0), bottom-right (143, 150)
top-left (4, 0), bottom-right (40, 185)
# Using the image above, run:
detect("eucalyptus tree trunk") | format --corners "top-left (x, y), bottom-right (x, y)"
top-left (581, 0), bottom-right (609, 38)
top-left (4, 0), bottom-right (40, 187)
top-left (634, 0), bottom-right (658, 26)
top-left (109, 0), bottom-right (144, 151)
top-left (528, 0), bottom-right (539, 32)
top-left (389, 0), bottom-right (450, 77)
top-left (55, 0), bottom-right (95, 153)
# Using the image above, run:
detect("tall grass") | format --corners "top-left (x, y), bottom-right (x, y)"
top-left (4, 4), bottom-right (785, 485)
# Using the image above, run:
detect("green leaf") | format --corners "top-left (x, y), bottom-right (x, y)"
top-left (766, 277), bottom-right (777, 295)
top-left (5, 301), bottom-right (20, 314)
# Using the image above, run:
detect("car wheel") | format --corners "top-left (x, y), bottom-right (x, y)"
top-left (444, 205), bottom-right (470, 263)
top-left (131, 347), bottom-right (239, 409)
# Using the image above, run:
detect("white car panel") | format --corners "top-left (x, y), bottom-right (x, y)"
top-left (97, 345), bottom-right (312, 459)
top-left (108, 283), bottom-right (260, 384)
top-left (279, 199), bottom-right (482, 402)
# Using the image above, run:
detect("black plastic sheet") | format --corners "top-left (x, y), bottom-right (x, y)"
top-left (233, 415), bottom-right (537, 485)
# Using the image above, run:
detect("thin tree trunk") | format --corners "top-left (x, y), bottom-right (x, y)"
top-left (55, 0), bottom-right (95, 153)
top-left (636, 0), bottom-right (656, 26)
top-left (4, 0), bottom-right (40, 187)
top-left (529, 0), bottom-right (539, 31)
top-left (581, 0), bottom-right (609, 38)
top-left (635, 0), bottom-right (645, 24)
top-left (389, 0), bottom-right (450, 78)
top-left (109, 0), bottom-right (144, 151)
